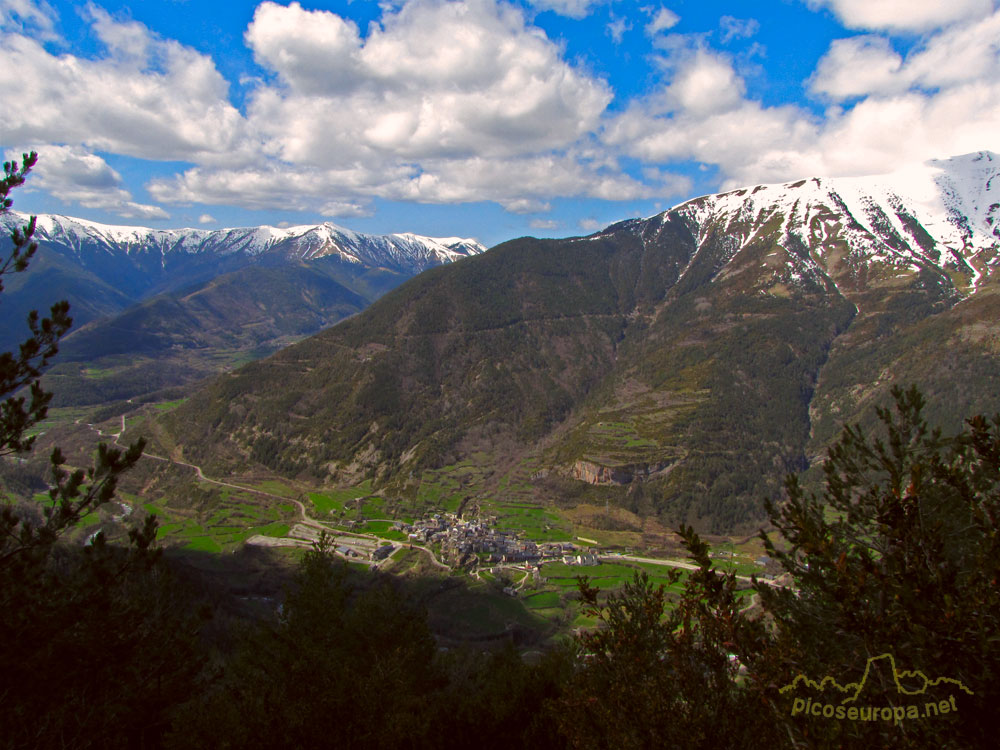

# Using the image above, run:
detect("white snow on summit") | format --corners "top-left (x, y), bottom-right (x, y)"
top-left (665, 150), bottom-right (999, 292)
top-left (1, 213), bottom-right (486, 269)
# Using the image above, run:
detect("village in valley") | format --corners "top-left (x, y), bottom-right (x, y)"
top-left (264, 511), bottom-right (602, 582)
top-left (405, 513), bottom-right (598, 568)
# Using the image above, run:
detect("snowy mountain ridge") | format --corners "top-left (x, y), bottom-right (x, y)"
top-left (656, 151), bottom-right (1000, 295)
top-left (1, 213), bottom-right (486, 270)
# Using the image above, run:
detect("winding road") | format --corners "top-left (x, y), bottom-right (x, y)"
top-left (603, 553), bottom-right (785, 589)
top-left (82, 414), bottom-right (453, 569)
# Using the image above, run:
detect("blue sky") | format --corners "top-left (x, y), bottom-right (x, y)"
top-left (2, 0), bottom-right (998, 246)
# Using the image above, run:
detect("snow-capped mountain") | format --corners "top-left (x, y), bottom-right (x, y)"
top-left (669, 150), bottom-right (998, 296)
top-left (587, 151), bottom-right (999, 306)
top-left (0, 213), bottom-right (485, 353)
top-left (2, 213), bottom-right (485, 270)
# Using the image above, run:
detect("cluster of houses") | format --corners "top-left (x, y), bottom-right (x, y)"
top-left (392, 513), bottom-right (599, 569)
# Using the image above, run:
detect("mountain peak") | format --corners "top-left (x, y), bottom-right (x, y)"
top-left (647, 150), bottom-right (1000, 297)
top-left (1, 211), bottom-right (486, 267)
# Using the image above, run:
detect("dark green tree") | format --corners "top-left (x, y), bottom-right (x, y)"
top-left (0, 153), bottom-right (193, 750)
top-left (556, 528), bottom-right (782, 750)
top-left (555, 387), bottom-right (999, 750)
top-left (756, 386), bottom-right (1000, 748)
top-left (0, 152), bottom-right (70, 457)
top-left (172, 534), bottom-right (441, 749)
top-left (0, 518), bottom-right (207, 749)
top-left (1, 151), bottom-right (146, 566)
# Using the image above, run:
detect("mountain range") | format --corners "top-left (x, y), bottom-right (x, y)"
top-left (0, 213), bottom-right (484, 405)
top-left (147, 151), bottom-right (1000, 533)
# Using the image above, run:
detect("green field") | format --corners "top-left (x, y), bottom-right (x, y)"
top-left (522, 590), bottom-right (563, 609)
top-left (362, 520), bottom-right (409, 541)
top-left (308, 481), bottom-right (375, 516)
top-left (490, 503), bottom-right (574, 542)
top-left (141, 485), bottom-right (296, 553)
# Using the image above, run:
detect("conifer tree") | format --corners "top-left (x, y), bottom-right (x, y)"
top-left (0, 151), bottom-right (145, 565)
top-left (0, 154), bottom-right (190, 750)
top-left (756, 386), bottom-right (1000, 748)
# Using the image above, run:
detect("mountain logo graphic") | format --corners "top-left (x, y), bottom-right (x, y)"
top-left (781, 654), bottom-right (974, 724)
top-left (780, 653), bottom-right (974, 704)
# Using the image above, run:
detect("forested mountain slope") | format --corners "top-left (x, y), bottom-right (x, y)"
top-left (158, 152), bottom-right (1000, 532)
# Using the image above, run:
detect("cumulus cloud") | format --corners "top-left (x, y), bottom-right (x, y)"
top-left (812, 12), bottom-right (1000, 100)
top-left (320, 200), bottom-right (374, 218)
top-left (12, 144), bottom-right (169, 219)
top-left (807, 0), bottom-right (994, 32)
top-left (3, 0), bottom-right (686, 217)
top-left (606, 95), bottom-right (818, 185)
top-left (501, 198), bottom-right (552, 214)
top-left (243, 0), bottom-right (612, 166)
top-left (149, 148), bottom-right (669, 216)
top-left (198, 213), bottom-right (215, 224)
top-left (244, 1), bottom-right (364, 95)
top-left (578, 218), bottom-right (602, 231)
top-left (13, 0), bottom-right (992, 227)
top-left (606, 6), bottom-right (1000, 191)
top-left (664, 49), bottom-right (745, 116)
top-left (0, 6), bottom-right (251, 165)
top-left (147, 164), bottom-right (376, 213)
top-left (810, 36), bottom-right (903, 99)
top-left (807, 84), bottom-right (1000, 178)
top-left (148, 0), bottom-right (683, 214)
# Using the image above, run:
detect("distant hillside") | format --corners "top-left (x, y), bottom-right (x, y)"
top-left (157, 152), bottom-right (1000, 532)
top-left (1, 213), bottom-right (485, 403)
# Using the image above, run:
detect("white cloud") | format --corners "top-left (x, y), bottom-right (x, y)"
top-left (807, 83), bottom-right (1000, 178)
top-left (198, 213), bottom-right (215, 224)
top-left (606, 97), bottom-right (817, 182)
top-left (641, 167), bottom-right (693, 195)
top-left (645, 6), bottom-right (680, 36)
top-left (529, 218), bottom-right (559, 229)
top-left (32, 0), bottom-right (991, 227)
top-left (147, 0), bottom-right (674, 214)
top-left (810, 36), bottom-right (904, 99)
top-left (811, 12), bottom-right (1000, 100)
top-left (149, 149), bottom-right (671, 215)
top-left (244, 1), bottom-right (363, 95)
top-left (578, 218), bottom-right (602, 231)
top-left (501, 198), bottom-right (552, 214)
top-left (808, 0), bottom-right (994, 32)
top-left (607, 15), bottom-right (630, 43)
top-left (0, 0), bottom-right (56, 37)
top-left (147, 164), bottom-right (378, 213)
top-left (664, 49), bottom-right (744, 116)
top-left (526, 0), bottom-right (603, 19)
top-left (386, 154), bottom-right (658, 204)
top-left (320, 200), bottom-right (374, 218)
top-left (3, 0), bottom-right (681, 217)
top-left (11, 144), bottom-right (169, 219)
top-left (85, 4), bottom-right (155, 63)
top-left (903, 11), bottom-right (1000, 87)
top-left (243, 0), bottom-right (612, 166)
top-left (605, 8), bottom-right (1000, 192)
top-left (719, 16), bottom-right (759, 43)
top-left (0, 8), bottom-right (251, 165)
